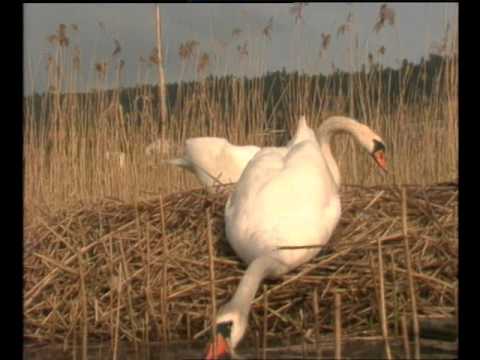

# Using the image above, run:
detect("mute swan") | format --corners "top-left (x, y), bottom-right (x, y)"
top-left (204, 115), bottom-right (386, 359)
top-left (164, 137), bottom-right (261, 189)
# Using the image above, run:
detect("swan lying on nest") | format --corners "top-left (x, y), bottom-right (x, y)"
top-left (204, 115), bottom-right (387, 359)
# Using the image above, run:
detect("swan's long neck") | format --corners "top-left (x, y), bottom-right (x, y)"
top-left (230, 256), bottom-right (284, 313)
top-left (221, 256), bottom-right (288, 344)
top-left (317, 116), bottom-right (365, 188)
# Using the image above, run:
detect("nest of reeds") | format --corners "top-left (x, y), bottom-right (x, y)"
top-left (24, 183), bottom-right (457, 347)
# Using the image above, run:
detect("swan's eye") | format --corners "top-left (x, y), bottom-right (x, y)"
top-left (372, 139), bottom-right (385, 154)
top-left (217, 321), bottom-right (234, 337)
top-left (224, 320), bottom-right (233, 328)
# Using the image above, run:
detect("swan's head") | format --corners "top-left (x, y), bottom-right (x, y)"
top-left (354, 123), bottom-right (387, 172)
top-left (371, 138), bottom-right (387, 172)
top-left (204, 305), bottom-right (247, 359)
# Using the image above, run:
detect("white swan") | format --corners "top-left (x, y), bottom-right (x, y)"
top-left (164, 137), bottom-right (261, 190)
top-left (204, 115), bottom-right (386, 359)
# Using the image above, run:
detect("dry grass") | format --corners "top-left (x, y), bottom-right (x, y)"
top-left (24, 183), bottom-right (457, 347)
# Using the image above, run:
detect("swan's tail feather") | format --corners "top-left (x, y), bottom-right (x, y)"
top-left (285, 115), bottom-right (309, 148)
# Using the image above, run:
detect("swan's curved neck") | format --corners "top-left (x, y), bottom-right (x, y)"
top-left (229, 257), bottom-right (280, 312)
top-left (214, 256), bottom-right (287, 351)
top-left (317, 116), bottom-right (365, 188)
top-left (223, 256), bottom-right (288, 329)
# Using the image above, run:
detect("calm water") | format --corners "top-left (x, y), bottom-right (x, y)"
top-left (24, 339), bottom-right (457, 359)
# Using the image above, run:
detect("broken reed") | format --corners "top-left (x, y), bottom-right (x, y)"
top-left (335, 292), bottom-right (342, 360)
top-left (377, 235), bottom-right (393, 360)
top-left (402, 187), bottom-right (421, 359)
top-left (206, 209), bottom-right (217, 358)
top-left (312, 288), bottom-right (321, 358)
top-left (401, 314), bottom-right (411, 359)
top-left (262, 285), bottom-right (268, 360)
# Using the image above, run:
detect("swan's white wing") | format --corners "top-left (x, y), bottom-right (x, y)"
top-left (181, 137), bottom-right (260, 186)
top-left (223, 144), bottom-right (261, 183)
top-left (184, 137), bottom-right (227, 167)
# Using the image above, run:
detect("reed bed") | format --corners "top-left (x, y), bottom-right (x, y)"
top-left (24, 182), bottom-right (457, 348)
top-left (24, 4), bottom-right (458, 228)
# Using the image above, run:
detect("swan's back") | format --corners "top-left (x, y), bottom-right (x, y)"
top-left (225, 128), bottom-right (341, 268)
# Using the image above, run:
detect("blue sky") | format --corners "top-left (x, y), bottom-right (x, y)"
top-left (24, 3), bottom-right (458, 95)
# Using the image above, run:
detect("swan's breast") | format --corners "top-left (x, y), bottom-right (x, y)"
top-left (226, 193), bottom-right (341, 267)
top-left (225, 140), bottom-right (341, 267)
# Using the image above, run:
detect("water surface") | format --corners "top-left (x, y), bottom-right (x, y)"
top-left (24, 338), bottom-right (457, 359)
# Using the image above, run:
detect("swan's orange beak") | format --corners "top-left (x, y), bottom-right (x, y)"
top-left (204, 333), bottom-right (231, 360)
top-left (373, 150), bottom-right (387, 172)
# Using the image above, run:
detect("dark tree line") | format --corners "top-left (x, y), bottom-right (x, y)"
top-left (25, 52), bottom-right (456, 132)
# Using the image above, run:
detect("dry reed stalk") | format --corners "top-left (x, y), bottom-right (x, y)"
top-left (118, 237), bottom-right (139, 349)
top-left (154, 4), bottom-right (168, 126)
top-left (255, 330), bottom-right (261, 359)
top-left (263, 284), bottom-right (268, 360)
top-left (377, 236), bottom-right (393, 359)
top-left (206, 209), bottom-right (218, 358)
top-left (334, 291), bottom-right (342, 360)
top-left (144, 311), bottom-right (149, 347)
top-left (94, 298), bottom-right (99, 324)
top-left (368, 251), bottom-right (381, 324)
top-left (313, 288), bottom-right (322, 359)
top-left (300, 309), bottom-right (306, 358)
top-left (391, 265), bottom-right (454, 289)
top-left (389, 249), bottom-right (400, 336)
top-left (159, 195), bottom-right (169, 343)
top-left (402, 187), bottom-right (421, 359)
top-left (108, 234), bottom-right (115, 348)
top-left (71, 298), bottom-right (78, 360)
top-left (145, 221), bottom-right (151, 343)
top-left (75, 248), bottom-right (88, 360)
top-left (112, 265), bottom-right (122, 360)
top-left (401, 314), bottom-right (411, 359)
top-left (186, 312), bottom-right (191, 341)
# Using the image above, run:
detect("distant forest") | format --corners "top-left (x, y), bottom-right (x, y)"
top-left (25, 52), bottom-right (456, 127)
